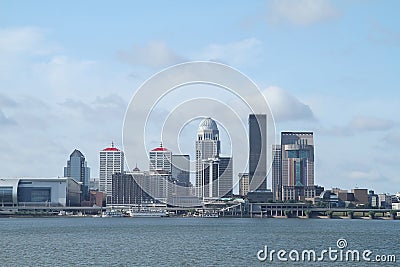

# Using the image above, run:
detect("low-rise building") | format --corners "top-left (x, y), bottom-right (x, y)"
top-left (0, 177), bottom-right (81, 207)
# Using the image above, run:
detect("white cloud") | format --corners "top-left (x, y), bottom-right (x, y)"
top-left (198, 38), bottom-right (263, 66)
top-left (0, 110), bottom-right (15, 125)
top-left (263, 86), bottom-right (316, 122)
top-left (267, 0), bottom-right (339, 26)
top-left (349, 116), bottom-right (396, 132)
top-left (347, 170), bottom-right (387, 182)
top-left (117, 41), bottom-right (186, 68)
top-left (383, 132), bottom-right (400, 145)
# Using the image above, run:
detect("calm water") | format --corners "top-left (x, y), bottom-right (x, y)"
top-left (0, 217), bottom-right (398, 266)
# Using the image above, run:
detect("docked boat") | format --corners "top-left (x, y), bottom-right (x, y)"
top-left (130, 210), bottom-right (169, 218)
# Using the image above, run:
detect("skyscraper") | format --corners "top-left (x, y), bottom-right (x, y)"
top-left (99, 142), bottom-right (124, 202)
top-left (280, 132), bottom-right (315, 201)
top-left (195, 117), bottom-right (232, 200)
top-left (149, 143), bottom-right (172, 175)
top-left (64, 149), bottom-right (90, 200)
top-left (171, 154), bottom-right (190, 186)
top-left (271, 145), bottom-right (282, 201)
top-left (195, 117), bottom-right (220, 198)
top-left (148, 143), bottom-right (171, 202)
top-left (248, 114), bottom-right (267, 192)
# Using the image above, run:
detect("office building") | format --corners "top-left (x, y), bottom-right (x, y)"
top-left (149, 143), bottom-right (172, 174)
top-left (64, 149), bottom-right (90, 200)
top-left (111, 172), bottom-right (153, 205)
top-left (238, 173), bottom-right (249, 197)
top-left (195, 117), bottom-right (232, 200)
top-left (195, 117), bottom-right (220, 198)
top-left (99, 142), bottom-right (124, 202)
top-left (171, 154), bottom-right (190, 186)
top-left (248, 114), bottom-right (267, 191)
top-left (280, 132), bottom-right (315, 201)
top-left (271, 145), bottom-right (281, 201)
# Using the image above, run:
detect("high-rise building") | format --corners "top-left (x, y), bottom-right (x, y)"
top-left (111, 171), bottom-right (153, 205)
top-left (248, 114), bottom-right (267, 192)
top-left (148, 143), bottom-right (172, 203)
top-left (149, 143), bottom-right (172, 174)
top-left (99, 142), bottom-right (124, 202)
top-left (271, 145), bottom-right (282, 201)
top-left (218, 156), bottom-right (233, 197)
top-left (280, 132), bottom-right (315, 201)
top-left (238, 173), bottom-right (249, 197)
top-left (64, 149), bottom-right (90, 200)
top-left (195, 117), bottom-right (232, 200)
top-left (171, 154), bottom-right (190, 186)
top-left (195, 117), bottom-right (220, 198)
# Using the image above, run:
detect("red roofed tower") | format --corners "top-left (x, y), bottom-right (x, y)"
top-left (99, 142), bottom-right (124, 201)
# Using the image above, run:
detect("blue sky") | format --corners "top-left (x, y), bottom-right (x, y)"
top-left (0, 0), bottom-right (399, 194)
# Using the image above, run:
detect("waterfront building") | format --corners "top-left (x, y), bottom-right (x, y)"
top-left (64, 149), bottom-right (90, 200)
top-left (99, 142), bottom-right (124, 202)
top-left (378, 193), bottom-right (392, 209)
top-left (248, 114), bottom-right (267, 191)
top-left (195, 117), bottom-right (233, 200)
top-left (171, 154), bottom-right (190, 186)
top-left (368, 190), bottom-right (379, 208)
top-left (149, 143), bottom-right (172, 174)
top-left (271, 145), bottom-right (281, 200)
top-left (0, 177), bottom-right (81, 207)
top-left (238, 173), bottom-right (249, 197)
top-left (111, 171), bottom-right (153, 205)
top-left (280, 132), bottom-right (315, 201)
top-left (195, 117), bottom-right (220, 198)
top-left (351, 188), bottom-right (369, 206)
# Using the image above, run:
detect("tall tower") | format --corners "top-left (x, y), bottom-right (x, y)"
top-left (99, 142), bottom-right (124, 202)
top-left (248, 114), bottom-right (267, 192)
top-left (272, 145), bottom-right (282, 200)
top-left (280, 132), bottom-right (314, 201)
top-left (149, 143), bottom-right (172, 174)
top-left (195, 117), bottom-right (220, 198)
top-left (64, 149), bottom-right (90, 200)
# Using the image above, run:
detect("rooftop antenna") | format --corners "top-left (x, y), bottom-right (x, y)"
top-left (111, 141), bottom-right (114, 148)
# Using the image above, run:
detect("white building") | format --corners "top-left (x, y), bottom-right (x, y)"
top-left (99, 142), bottom-right (124, 201)
top-left (195, 117), bottom-right (232, 201)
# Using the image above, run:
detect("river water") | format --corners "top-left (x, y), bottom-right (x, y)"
top-left (0, 217), bottom-right (398, 266)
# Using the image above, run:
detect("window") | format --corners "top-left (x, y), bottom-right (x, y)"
top-left (0, 187), bottom-right (13, 203)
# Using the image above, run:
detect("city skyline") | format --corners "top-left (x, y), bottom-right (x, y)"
top-left (0, 1), bottom-right (399, 194)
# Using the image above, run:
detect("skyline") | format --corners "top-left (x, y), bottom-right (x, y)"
top-left (0, 1), bottom-right (399, 194)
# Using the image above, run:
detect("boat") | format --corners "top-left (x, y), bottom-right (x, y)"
top-left (130, 210), bottom-right (169, 218)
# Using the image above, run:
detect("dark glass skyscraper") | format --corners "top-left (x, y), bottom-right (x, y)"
top-left (248, 114), bottom-right (267, 191)
top-left (64, 149), bottom-right (90, 201)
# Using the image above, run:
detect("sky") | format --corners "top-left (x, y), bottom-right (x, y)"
top-left (0, 0), bottom-right (399, 194)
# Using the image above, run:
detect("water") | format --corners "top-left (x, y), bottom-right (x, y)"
top-left (0, 217), bottom-right (398, 266)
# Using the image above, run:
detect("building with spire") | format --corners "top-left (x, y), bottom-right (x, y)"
top-left (99, 142), bottom-right (124, 202)
top-left (64, 149), bottom-right (90, 200)
top-left (195, 117), bottom-right (232, 200)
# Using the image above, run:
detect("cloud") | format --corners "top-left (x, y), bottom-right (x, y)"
top-left (347, 170), bottom-right (388, 182)
top-left (383, 132), bottom-right (400, 145)
top-left (368, 21), bottom-right (400, 47)
top-left (267, 0), bottom-right (339, 26)
top-left (0, 110), bottom-right (15, 125)
top-left (320, 116), bottom-right (397, 136)
top-left (0, 93), bottom-right (18, 108)
top-left (117, 41), bottom-right (186, 68)
top-left (198, 38), bottom-right (263, 66)
top-left (349, 116), bottom-right (396, 132)
top-left (263, 86), bottom-right (316, 122)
